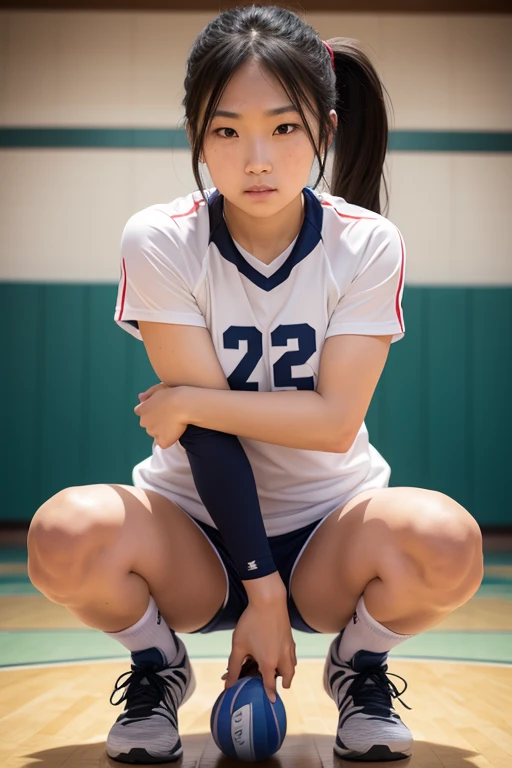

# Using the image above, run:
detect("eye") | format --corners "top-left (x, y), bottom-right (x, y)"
top-left (212, 123), bottom-right (300, 139)
top-left (213, 127), bottom-right (238, 139)
top-left (275, 123), bottom-right (299, 135)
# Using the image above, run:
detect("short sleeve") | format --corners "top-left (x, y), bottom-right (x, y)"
top-left (114, 207), bottom-right (207, 341)
top-left (326, 221), bottom-right (406, 343)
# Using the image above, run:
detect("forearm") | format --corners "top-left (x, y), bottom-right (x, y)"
top-left (177, 387), bottom-right (348, 452)
top-left (179, 425), bottom-right (281, 589)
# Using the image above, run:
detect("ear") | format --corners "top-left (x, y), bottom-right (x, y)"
top-left (329, 109), bottom-right (338, 132)
top-left (325, 110), bottom-right (338, 153)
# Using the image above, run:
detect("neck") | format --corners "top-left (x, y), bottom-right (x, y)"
top-left (223, 191), bottom-right (305, 265)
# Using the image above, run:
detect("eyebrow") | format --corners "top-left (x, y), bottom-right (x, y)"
top-left (212, 105), bottom-right (299, 119)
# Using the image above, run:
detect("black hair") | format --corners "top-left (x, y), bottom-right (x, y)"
top-left (182, 4), bottom-right (392, 215)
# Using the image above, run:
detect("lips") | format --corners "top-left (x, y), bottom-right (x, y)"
top-left (245, 187), bottom-right (276, 192)
top-left (244, 188), bottom-right (276, 200)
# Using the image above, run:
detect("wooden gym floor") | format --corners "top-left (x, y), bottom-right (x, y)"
top-left (1, 535), bottom-right (511, 768)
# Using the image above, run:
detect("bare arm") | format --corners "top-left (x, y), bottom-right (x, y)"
top-left (137, 320), bottom-right (285, 601)
top-left (168, 333), bottom-right (393, 453)
top-left (138, 321), bottom-right (229, 391)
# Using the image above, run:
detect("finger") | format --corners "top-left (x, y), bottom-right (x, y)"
top-left (138, 382), bottom-right (164, 401)
top-left (260, 665), bottom-right (277, 703)
top-left (280, 660), bottom-right (295, 690)
top-left (225, 648), bottom-right (245, 690)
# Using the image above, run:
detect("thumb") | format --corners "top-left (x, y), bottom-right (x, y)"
top-left (138, 382), bottom-right (165, 401)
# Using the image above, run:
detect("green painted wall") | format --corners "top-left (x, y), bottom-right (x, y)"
top-left (1, 284), bottom-right (511, 525)
top-left (1, 128), bottom-right (511, 151)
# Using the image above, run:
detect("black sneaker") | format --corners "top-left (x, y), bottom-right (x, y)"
top-left (106, 636), bottom-right (195, 764)
top-left (323, 632), bottom-right (413, 761)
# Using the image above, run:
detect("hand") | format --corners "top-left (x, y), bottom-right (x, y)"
top-left (224, 596), bottom-right (297, 703)
top-left (137, 381), bottom-right (167, 403)
top-left (133, 383), bottom-right (186, 449)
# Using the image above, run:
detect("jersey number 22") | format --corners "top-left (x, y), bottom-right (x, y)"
top-left (223, 323), bottom-right (316, 391)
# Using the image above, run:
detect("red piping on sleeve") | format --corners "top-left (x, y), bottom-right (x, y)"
top-left (395, 228), bottom-right (405, 333)
top-left (169, 198), bottom-right (203, 220)
top-left (118, 257), bottom-right (127, 321)
top-left (321, 200), bottom-right (378, 221)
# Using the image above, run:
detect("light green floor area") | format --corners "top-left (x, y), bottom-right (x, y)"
top-left (1, 549), bottom-right (511, 668)
top-left (1, 627), bottom-right (512, 668)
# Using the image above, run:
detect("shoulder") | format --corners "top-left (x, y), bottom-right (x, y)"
top-left (122, 187), bottom-right (213, 244)
top-left (121, 188), bottom-right (215, 274)
top-left (317, 189), bottom-right (400, 239)
top-left (315, 189), bottom-right (405, 273)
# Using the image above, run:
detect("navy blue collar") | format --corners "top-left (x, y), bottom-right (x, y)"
top-left (207, 186), bottom-right (323, 291)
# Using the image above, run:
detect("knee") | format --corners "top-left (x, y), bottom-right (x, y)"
top-left (404, 492), bottom-right (484, 597)
top-left (27, 486), bottom-right (119, 600)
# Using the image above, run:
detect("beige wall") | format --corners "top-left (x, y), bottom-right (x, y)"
top-left (0, 11), bottom-right (511, 283)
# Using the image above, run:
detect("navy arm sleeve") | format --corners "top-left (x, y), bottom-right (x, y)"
top-left (179, 425), bottom-right (277, 581)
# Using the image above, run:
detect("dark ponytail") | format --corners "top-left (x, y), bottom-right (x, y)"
top-left (327, 38), bottom-right (391, 215)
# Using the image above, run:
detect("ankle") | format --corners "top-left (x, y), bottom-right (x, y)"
top-left (337, 595), bottom-right (414, 661)
top-left (105, 595), bottom-right (179, 665)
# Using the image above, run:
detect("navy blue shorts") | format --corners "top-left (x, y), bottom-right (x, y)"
top-left (188, 516), bottom-right (323, 634)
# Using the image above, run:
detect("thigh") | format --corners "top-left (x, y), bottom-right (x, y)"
top-left (289, 486), bottom-right (474, 633)
top-left (28, 483), bottom-right (227, 633)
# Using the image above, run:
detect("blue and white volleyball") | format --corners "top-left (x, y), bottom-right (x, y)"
top-left (210, 676), bottom-right (287, 762)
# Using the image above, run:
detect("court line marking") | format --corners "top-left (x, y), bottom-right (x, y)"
top-left (1, 628), bottom-right (511, 633)
top-left (1, 655), bottom-right (511, 672)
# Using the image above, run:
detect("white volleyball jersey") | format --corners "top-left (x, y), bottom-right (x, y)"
top-left (114, 186), bottom-right (406, 536)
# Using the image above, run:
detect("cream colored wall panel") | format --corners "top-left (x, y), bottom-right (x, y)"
top-left (131, 12), bottom-right (214, 127)
top-left (0, 13), bottom-right (59, 124)
top-left (380, 16), bottom-right (452, 130)
top-left (57, 13), bottom-right (133, 125)
top-left (1, 150), bottom-right (510, 285)
top-left (0, 150), bottom-right (134, 281)
top-left (0, 14), bottom-right (8, 111)
top-left (451, 154), bottom-right (512, 284)
top-left (1, 12), bottom-right (511, 131)
top-left (386, 152), bottom-right (453, 284)
top-left (452, 16), bottom-right (512, 130)
top-left (131, 149), bottom-right (199, 213)
top-left (307, 13), bottom-right (383, 61)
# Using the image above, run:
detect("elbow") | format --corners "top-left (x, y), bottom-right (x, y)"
top-left (326, 428), bottom-right (357, 454)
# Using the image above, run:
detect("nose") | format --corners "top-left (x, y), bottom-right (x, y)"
top-left (244, 139), bottom-right (272, 175)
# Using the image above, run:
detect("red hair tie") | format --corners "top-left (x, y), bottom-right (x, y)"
top-left (323, 40), bottom-right (335, 71)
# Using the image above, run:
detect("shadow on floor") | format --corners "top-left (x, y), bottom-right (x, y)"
top-left (23, 732), bottom-right (481, 767)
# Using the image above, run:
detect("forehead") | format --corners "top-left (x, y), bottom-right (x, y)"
top-left (218, 59), bottom-right (286, 104)
top-left (199, 58), bottom-right (318, 130)
top-left (214, 58), bottom-right (309, 119)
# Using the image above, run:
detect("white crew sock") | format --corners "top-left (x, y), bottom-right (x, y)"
top-left (337, 594), bottom-right (414, 662)
top-left (105, 595), bottom-right (178, 665)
